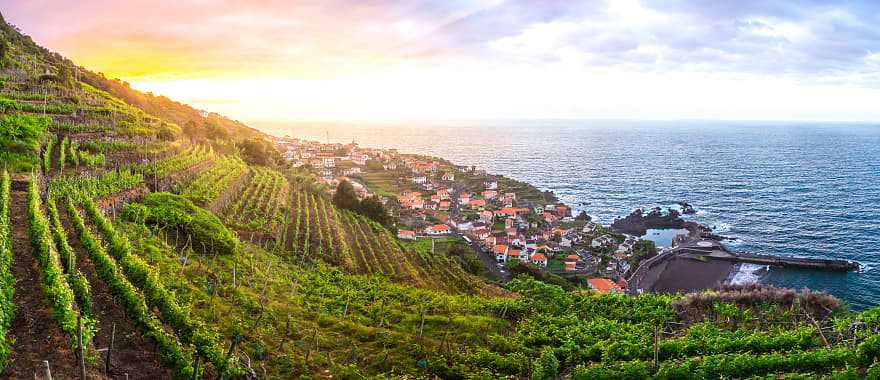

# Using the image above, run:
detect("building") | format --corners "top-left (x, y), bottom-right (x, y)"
top-left (494, 244), bottom-right (509, 263)
top-left (397, 230), bottom-right (417, 240)
top-left (564, 255), bottom-right (579, 271)
top-left (413, 176), bottom-right (427, 184)
top-left (508, 249), bottom-right (523, 262)
top-left (592, 235), bottom-right (616, 248)
top-left (425, 224), bottom-right (451, 236)
top-left (469, 199), bottom-right (487, 209)
top-left (442, 172), bottom-right (455, 181)
top-left (438, 201), bottom-right (451, 211)
top-left (530, 253), bottom-right (547, 267)
top-left (587, 278), bottom-right (623, 294)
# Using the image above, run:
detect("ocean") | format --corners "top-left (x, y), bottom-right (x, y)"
top-left (268, 120), bottom-right (880, 310)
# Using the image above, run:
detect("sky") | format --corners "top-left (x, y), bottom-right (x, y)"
top-left (4, 0), bottom-right (880, 124)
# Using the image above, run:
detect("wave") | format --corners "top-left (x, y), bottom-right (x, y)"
top-left (729, 263), bottom-right (768, 285)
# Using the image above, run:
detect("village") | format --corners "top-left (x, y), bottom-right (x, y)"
top-left (276, 136), bottom-right (658, 294)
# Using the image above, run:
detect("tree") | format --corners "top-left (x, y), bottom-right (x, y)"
top-left (0, 37), bottom-right (9, 69)
top-left (239, 137), bottom-right (280, 166)
top-left (333, 180), bottom-right (360, 211)
top-left (358, 195), bottom-right (391, 227)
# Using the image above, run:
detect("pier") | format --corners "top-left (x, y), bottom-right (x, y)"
top-left (677, 239), bottom-right (859, 272)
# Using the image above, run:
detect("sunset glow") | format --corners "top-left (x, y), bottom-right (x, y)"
top-left (5, 0), bottom-right (880, 124)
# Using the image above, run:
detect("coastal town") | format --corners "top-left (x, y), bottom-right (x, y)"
top-left (275, 136), bottom-right (659, 294)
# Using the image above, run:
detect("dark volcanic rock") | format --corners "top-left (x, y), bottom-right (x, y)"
top-left (678, 201), bottom-right (696, 214)
top-left (611, 207), bottom-right (686, 235)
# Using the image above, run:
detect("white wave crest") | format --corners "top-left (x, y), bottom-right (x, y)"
top-left (729, 263), bottom-right (767, 285)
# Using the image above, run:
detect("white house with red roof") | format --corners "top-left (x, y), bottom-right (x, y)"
top-left (425, 224), bottom-right (451, 236)
top-left (397, 230), bottom-right (417, 240)
top-left (493, 244), bottom-right (509, 263)
top-left (530, 252), bottom-right (548, 267)
top-left (441, 172), bottom-right (455, 181)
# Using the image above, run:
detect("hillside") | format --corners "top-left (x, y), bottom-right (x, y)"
top-left (3, 9), bottom-right (880, 380)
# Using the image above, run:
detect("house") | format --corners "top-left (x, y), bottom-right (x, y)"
top-left (456, 221), bottom-right (474, 231)
top-left (543, 212), bottom-right (559, 223)
top-left (587, 278), bottom-right (623, 294)
top-left (413, 176), bottom-right (427, 184)
top-left (508, 249), bottom-right (523, 262)
top-left (479, 210), bottom-right (494, 223)
top-left (430, 194), bottom-right (441, 203)
top-left (555, 205), bottom-right (571, 218)
top-left (383, 163), bottom-right (398, 170)
top-left (485, 180), bottom-right (498, 190)
top-left (560, 237), bottom-right (572, 248)
top-left (530, 253), bottom-right (548, 267)
top-left (505, 227), bottom-right (518, 238)
top-left (582, 221), bottom-right (597, 234)
top-left (442, 172), bottom-right (455, 181)
top-left (322, 158), bottom-right (336, 168)
top-left (592, 235), bottom-right (616, 248)
top-left (494, 244), bottom-right (509, 263)
top-left (342, 167), bottom-right (361, 176)
top-left (469, 199), bottom-right (487, 209)
top-left (436, 189), bottom-right (450, 200)
top-left (458, 192), bottom-right (471, 205)
top-left (471, 227), bottom-right (490, 240)
top-left (397, 230), bottom-right (417, 240)
top-left (564, 255), bottom-right (579, 271)
top-left (426, 224), bottom-right (451, 236)
top-left (482, 190), bottom-right (498, 200)
top-left (439, 201), bottom-right (451, 211)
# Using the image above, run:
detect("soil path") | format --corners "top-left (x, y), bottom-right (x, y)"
top-left (3, 190), bottom-right (78, 379)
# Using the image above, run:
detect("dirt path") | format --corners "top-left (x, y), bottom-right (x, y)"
top-left (58, 206), bottom-right (172, 379)
top-left (3, 190), bottom-right (79, 379)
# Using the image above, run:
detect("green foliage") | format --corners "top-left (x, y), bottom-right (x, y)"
top-left (333, 180), bottom-right (360, 211)
top-left (222, 166), bottom-right (288, 233)
top-left (82, 196), bottom-right (234, 375)
top-left (0, 113), bottom-right (50, 152)
top-left (122, 192), bottom-right (238, 256)
top-left (26, 179), bottom-right (96, 348)
top-left (0, 170), bottom-right (13, 369)
top-left (238, 137), bottom-right (280, 166)
top-left (49, 168), bottom-right (143, 199)
top-left (45, 195), bottom-right (92, 317)
top-left (78, 150), bottom-right (104, 167)
top-left (0, 97), bottom-right (19, 112)
top-left (65, 198), bottom-right (196, 379)
top-left (176, 155), bottom-right (247, 206)
top-left (531, 346), bottom-right (559, 380)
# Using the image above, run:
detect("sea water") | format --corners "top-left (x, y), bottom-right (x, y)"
top-left (273, 120), bottom-right (880, 310)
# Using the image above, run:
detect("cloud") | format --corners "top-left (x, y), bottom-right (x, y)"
top-left (5, 0), bottom-right (880, 121)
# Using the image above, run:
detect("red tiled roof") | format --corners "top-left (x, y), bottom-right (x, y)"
top-left (530, 253), bottom-right (547, 261)
top-left (587, 278), bottom-right (623, 294)
top-left (493, 244), bottom-right (509, 254)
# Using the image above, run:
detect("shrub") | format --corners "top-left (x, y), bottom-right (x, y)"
top-left (122, 192), bottom-right (238, 255)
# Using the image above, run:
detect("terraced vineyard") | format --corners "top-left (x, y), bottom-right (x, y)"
top-left (222, 166), bottom-right (289, 235)
top-left (4, 10), bottom-right (880, 380)
top-left (175, 155), bottom-right (248, 209)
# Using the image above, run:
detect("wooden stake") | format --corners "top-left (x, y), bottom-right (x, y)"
top-left (43, 360), bottom-right (52, 380)
top-left (653, 327), bottom-right (659, 369)
top-left (77, 315), bottom-right (86, 380)
top-left (191, 353), bottom-right (201, 380)
top-left (105, 323), bottom-right (116, 374)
